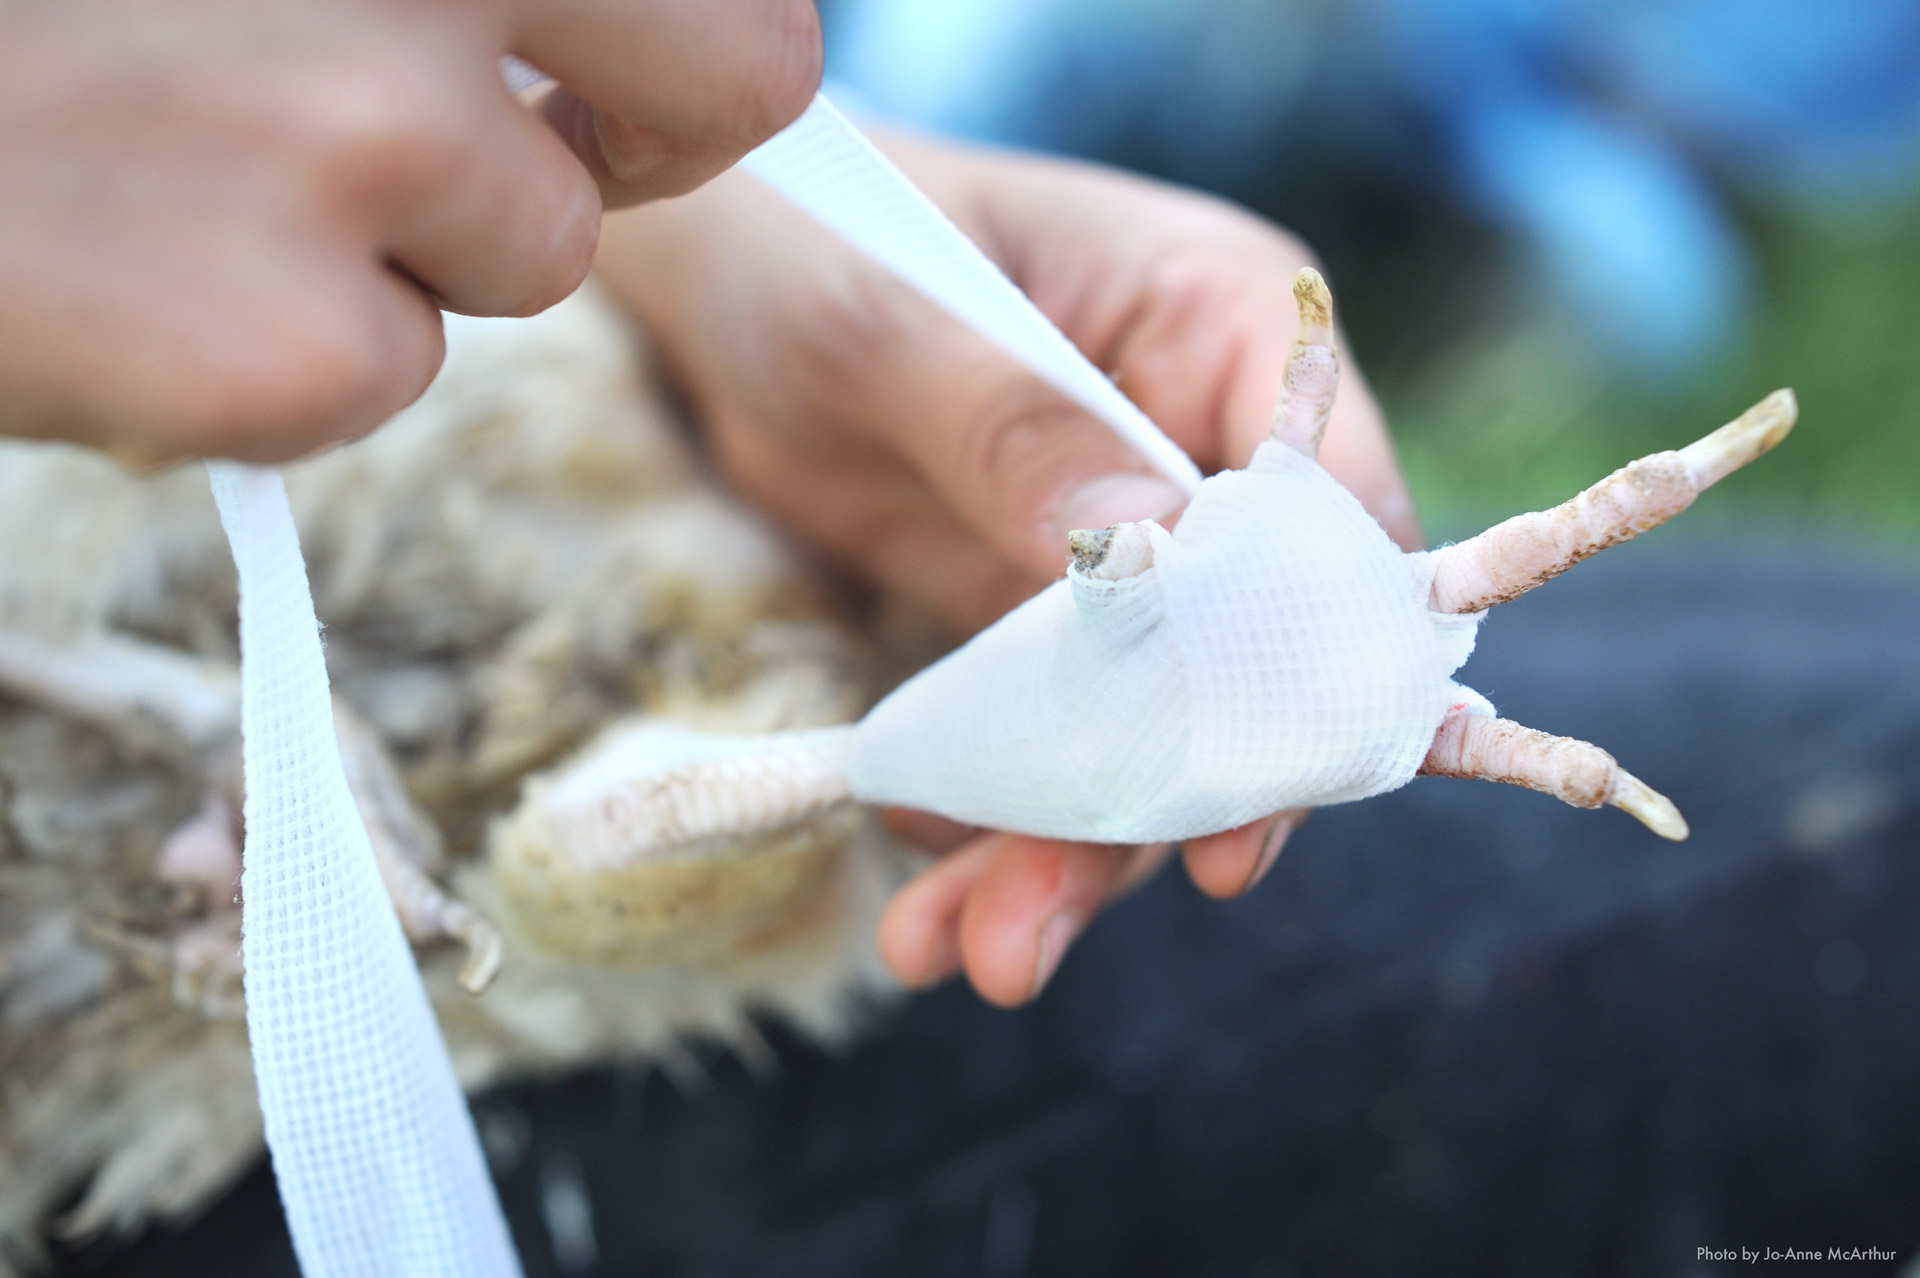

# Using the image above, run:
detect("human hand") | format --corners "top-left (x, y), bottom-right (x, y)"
top-left (0, 0), bottom-right (822, 462)
top-left (597, 127), bottom-right (1420, 1006)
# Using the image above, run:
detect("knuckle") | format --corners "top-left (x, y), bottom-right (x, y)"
top-left (963, 380), bottom-right (1118, 499)
top-left (584, 2), bottom-right (820, 200)
top-left (1139, 251), bottom-right (1244, 332)
top-left (181, 306), bottom-right (435, 454)
top-left (965, 382), bottom-right (1080, 484)
top-left (280, 54), bottom-right (475, 200)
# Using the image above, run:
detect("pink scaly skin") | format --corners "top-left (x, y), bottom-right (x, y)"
top-left (1, 270), bottom-right (1782, 1022)
top-left (510, 269), bottom-right (1793, 882)
top-left (1259, 269), bottom-right (1788, 839)
top-left (1069, 269), bottom-right (1790, 840)
top-left (1426, 390), bottom-right (1798, 616)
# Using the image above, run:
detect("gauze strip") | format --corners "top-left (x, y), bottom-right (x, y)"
top-left (199, 90), bottom-right (1474, 1275)
top-left (744, 94), bottom-right (1489, 842)
top-left (742, 95), bottom-right (1203, 494)
top-left (209, 463), bottom-right (519, 1278)
top-left (847, 444), bottom-right (1487, 841)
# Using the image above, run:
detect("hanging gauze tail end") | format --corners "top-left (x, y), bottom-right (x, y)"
top-left (209, 462), bottom-right (520, 1278)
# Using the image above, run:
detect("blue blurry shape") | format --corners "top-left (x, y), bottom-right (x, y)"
top-left (822, 0), bottom-right (1920, 372)
top-left (828, 0), bottom-right (1321, 187)
top-left (828, 0), bottom-right (1040, 144)
top-left (1582, 0), bottom-right (1920, 199)
top-left (1455, 102), bottom-right (1749, 370)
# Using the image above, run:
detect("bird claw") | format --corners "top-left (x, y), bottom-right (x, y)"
top-left (1606, 768), bottom-right (1690, 842)
top-left (1408, 390), bottom-right (1794, 833)
top-left (1418, 711), bottom-right (1690, 841)
top-left (1067, 522), bottom-right (1157, 579)
top-left (1280, 271), bottom-right (1787, 837)
top-left (1052, 269), bottom-right (1774, 840)
top-left (1270, 267), bottom-right (1341, 457)
top-left (1678, 389), bottom-right (1798, 490)
top-left (1428, 390), bottom-right (1799, 615)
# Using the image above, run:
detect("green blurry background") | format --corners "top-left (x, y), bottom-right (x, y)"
top-left (1378, 204), bottom-right (1920, 546)
top-left (820, 0), bottom-right (1920, 552)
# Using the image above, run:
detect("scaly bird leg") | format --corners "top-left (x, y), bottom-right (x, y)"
top-left (519, 722), bottom-right (857, 869)
top-left (1058, 269), bottom-right (1748, 841)
top-left (1419, 710), bottom-right (1689, 840)
top-left (0, 627), bottom-right (504, 991)
top-left (333, 705), bottom-right (503, 992)
top-left (1063, 267), bottom-right (1344, 582)
top-left (1428, 390), bottom-right (1797, 615)
top-left (0, 629), bottom-right (240, 756)
top-left (1414, 392), bottom-right (1797, 834)
top-left (1269, 267), bottom-right (1340, 458)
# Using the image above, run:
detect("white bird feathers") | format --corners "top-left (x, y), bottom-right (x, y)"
top-left (0, 290), bottom-right (907, 1268)
top-left (0, 271), bottom-right (1792, 1265)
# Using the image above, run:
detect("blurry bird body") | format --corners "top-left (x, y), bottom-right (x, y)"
top-left (0, 287), bottom-right (912, 1268)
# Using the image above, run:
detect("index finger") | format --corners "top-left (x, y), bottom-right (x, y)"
top-left (512, 0), bottom-right (822, 206)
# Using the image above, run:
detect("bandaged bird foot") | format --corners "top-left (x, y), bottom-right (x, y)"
top-left (505, 270), bottom-right (1795, 866)
top-left (0, 629), bottom-right (504, 995)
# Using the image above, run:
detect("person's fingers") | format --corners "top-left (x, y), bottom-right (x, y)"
top-left (959, 151), bottom-right (1423, 548)
top-left (878, 813), bottom-right (1175, 1002)
top-left (600, 185), bottom-right (1048, 625)
top-left (377, 76), bottom-right (602, 318)
top-left (877, 835), bottom-right (1000, 989)
top-left (956, 834), bottom-right (1135, 1007)
top-left (1319, 377), bottom-right (1423, 551)
top-left (703, 401), bottom-right (1045, 631)
top-left (1094, 248), bottom-right (1420, 551)
top-left (881, 807), bottom-right (982, 856)
top-left (204, 261), bottom-right (448, 463)
top-left (1113, 840), bottom-right (1178, 898)
top-left (801, 283), bottom-right (1188, 589)
top-left (877, 363), bottom-right (1188, 586)
top-left (1181, 808), bottom-right (1308, 899)
top-left (514, 0), bottom-right (821, 206)
top-left (75, 247), bottom-right (446, 465)
top-left (601, 127), bottom-right (1419, 619)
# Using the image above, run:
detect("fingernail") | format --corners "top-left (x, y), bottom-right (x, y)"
top-left (1031, 912), bottom-right (1082, 1000)
top-left (1242, 817), bottom-right (1294, 894)
top-left (1053, 474), bottom-right (1186, 545)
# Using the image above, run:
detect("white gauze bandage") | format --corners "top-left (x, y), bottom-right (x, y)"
top-left (847, 444), bottom-right (1488, 842)
top-left (739, 96), bottom-right (1488, 839)
top-left (201, 90), bottom-right (1480, 1278)
top-left (210, 465), bottom-right (519, 1278)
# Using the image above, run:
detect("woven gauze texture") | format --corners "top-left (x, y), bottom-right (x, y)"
top-left (210, 464), bottom-right (520, 1278)
top-left (744, 94), bottom-right (1202, 492)
top-left (848, 443), bottom-right (1486, 842)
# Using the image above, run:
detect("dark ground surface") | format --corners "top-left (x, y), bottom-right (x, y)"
top-left (55, 540), bottom-right (1920, 1278)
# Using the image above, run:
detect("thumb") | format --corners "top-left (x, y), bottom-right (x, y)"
top-left (853, 299), bottom-right (1190, 584)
